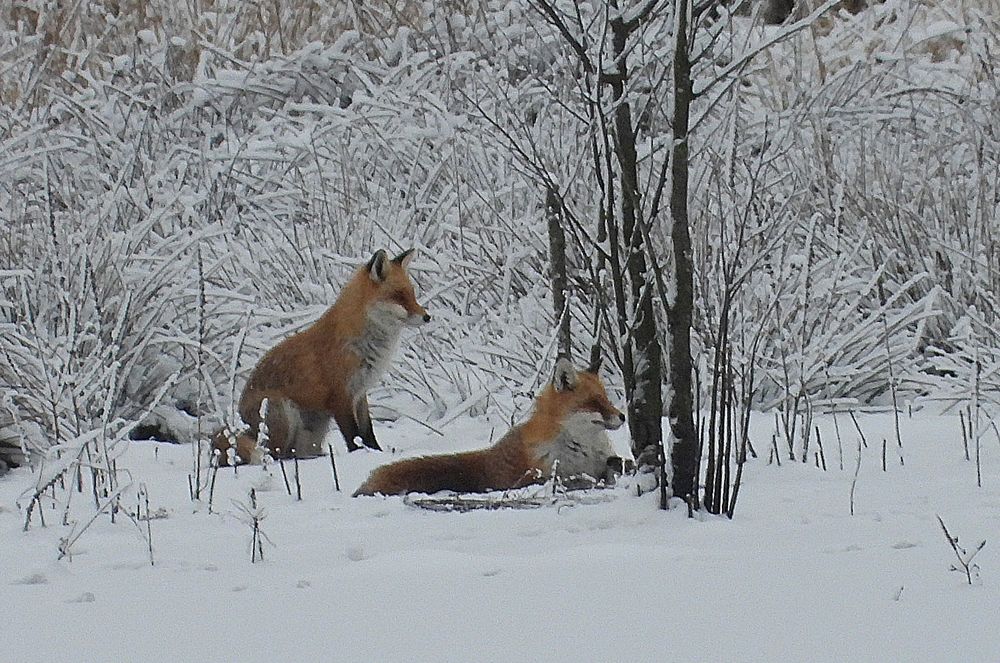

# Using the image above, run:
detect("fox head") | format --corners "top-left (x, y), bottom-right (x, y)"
top-left (365, 248), bottom-right (431, 327)
top-left (540, 356), bottom-right (625, 430)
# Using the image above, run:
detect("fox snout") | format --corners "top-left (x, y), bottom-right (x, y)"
top-left (603, 411), bottom-right (626, 430)
top-left (407, 308), bottom-right (431, 326)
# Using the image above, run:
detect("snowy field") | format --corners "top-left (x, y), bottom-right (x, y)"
top-left (2, 1), bottom-right (998, 661)
top-left (3, 409), bottom-right (998, 663)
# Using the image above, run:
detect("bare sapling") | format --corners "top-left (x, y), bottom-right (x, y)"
top-left (193, 244), bottom-right (206, 500)
top-left (973, 356), bottom-right (982, 488)
top-left (139, 483), bottom-right (154, 566)
top-left (234, 488), bottom-right (269, 563)
top-left (704, 292), bottom-right (761, 518)
top-left (936, 515), bottom-right (986, 585)
top-left (850, 438), bottom-right (862, 516)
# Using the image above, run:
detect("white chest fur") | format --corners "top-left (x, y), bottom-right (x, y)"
top-left (348, 302), bottom-right (405, 398)
top-left (535, 412), bottom-right (616, 480)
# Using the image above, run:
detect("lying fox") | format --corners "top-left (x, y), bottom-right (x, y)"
top-left (354, 357), bottom-right (626, 496)
top-left (213, 249), bottom-right (430, 465)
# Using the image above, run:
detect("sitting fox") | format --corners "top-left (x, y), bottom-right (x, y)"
top-left (213, 249), bottom-right (430, 465)
top-left (354, 357), bottom-right (626, 496)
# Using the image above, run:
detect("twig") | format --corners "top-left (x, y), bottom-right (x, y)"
top-left (294, 455), bottom-right (302, 501)
top-left (850, 438), bottom-right (862, 516)
top-left (141, 483), bottom-right (154, 566)
top-left (815, 426), bottom-right (827, 471)
top-left (848, 411), bottom-right (868, 449)
top-left (959, 409), bottom-right (970, 461)
top-left (833, 408), bottom-right (844, 471)
top-left (207, 457), bottom-right (220, 515)
top-left (974, 358), bottom-right (982, 487)
top-left (936, 515), bottom-right (986, 585)
top-left (58, 484), bottom-right (130, 560)
top-left (328, 443), bottom-right (340, 492)
top-left (278, 456), bottom-right (291, 495)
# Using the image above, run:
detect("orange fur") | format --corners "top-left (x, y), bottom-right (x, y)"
top-left (354, 360), bottom-right (626, 496)
top-left (213, 249), bottom-right (429, 465)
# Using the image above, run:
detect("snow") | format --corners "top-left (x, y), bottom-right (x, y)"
top-left (3, 410), bottom-right (998, 662)
top-left (2, 0), bottom-right (999, 660)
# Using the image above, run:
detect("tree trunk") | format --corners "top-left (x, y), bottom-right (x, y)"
top-left (666, 0), bottom-right (699, 504)
top-left (609, 16), bottom-right (664, 473)
top-left (546, 187), bottom-right (572, 357)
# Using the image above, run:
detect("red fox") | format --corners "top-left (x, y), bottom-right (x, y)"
top-left (213, 249), bottom-right (430, 465)
top-left (353, 357), bottom-right (626, 496)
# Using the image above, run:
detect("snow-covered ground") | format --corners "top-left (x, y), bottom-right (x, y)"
top-left (2, 409), bottom-right (998, 662)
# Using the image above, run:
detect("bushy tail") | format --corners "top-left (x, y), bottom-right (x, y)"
top-left (353, 450), bottom-right (497, 496)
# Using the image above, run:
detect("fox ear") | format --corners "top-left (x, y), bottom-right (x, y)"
top-left (587, 344), bottom-right (602, 374)
top-left (393, 248), bottom-right (416, 270)
top-left (553, 356), bottom-right (578, 392)
top-left (368, 249), bottom-right (389, 283)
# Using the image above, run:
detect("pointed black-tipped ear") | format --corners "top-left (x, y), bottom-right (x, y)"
top-left (553, 356), bottom-right (578, 392)
top-left (587, 343), bottom-right (602, 374)
top-left (393, 248), bottom-right (416, 270)
top-left (367, 249), bottom-right (389, 282)
top-left (588, 312), bottom-right (603, 374)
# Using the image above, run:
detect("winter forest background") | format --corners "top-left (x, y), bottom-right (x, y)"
top-left (4, 0), bottom-right (997, 484)
top-left (1, 0), bottom-right (999, 659)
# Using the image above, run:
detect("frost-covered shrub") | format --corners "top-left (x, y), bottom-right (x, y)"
top-left (2, 0), bottom-right (997, 465)
top-left (689, 0), bottom-right (999, 407)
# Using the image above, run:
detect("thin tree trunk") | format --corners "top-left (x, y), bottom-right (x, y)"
top-left (609, 16), bottom-right (664, 471)
top-left (546, 187), bottom-right (572, 357)
top-left (666, 0), bottom-right (699, 503)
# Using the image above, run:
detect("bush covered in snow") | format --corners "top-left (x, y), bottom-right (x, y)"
top-left (1, 0), bottom-right (997, 467)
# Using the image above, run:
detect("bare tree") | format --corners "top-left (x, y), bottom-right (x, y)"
top-left (664, 0), bottom-right (698, 504)
top-left (524, 0), bottom-right (668, 502)
top-left (476, 0), bottom-right (841, 510)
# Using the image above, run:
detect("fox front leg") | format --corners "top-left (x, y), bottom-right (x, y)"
top-left (333, 397), bottom-right (381, 452)
top-left (334, 408), bottom-right (363, 453)
top-left (354, 395), bottom-right (382, 451)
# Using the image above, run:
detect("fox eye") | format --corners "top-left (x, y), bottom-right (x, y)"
top-left (391, 291), bottom-right (408, 306)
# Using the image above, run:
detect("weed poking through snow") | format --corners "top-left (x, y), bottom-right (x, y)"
top-left (936, 515), bottom-right (986, 586)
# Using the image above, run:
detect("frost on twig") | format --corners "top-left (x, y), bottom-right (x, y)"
top-left (234, 488), bottom-right (271, 563)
